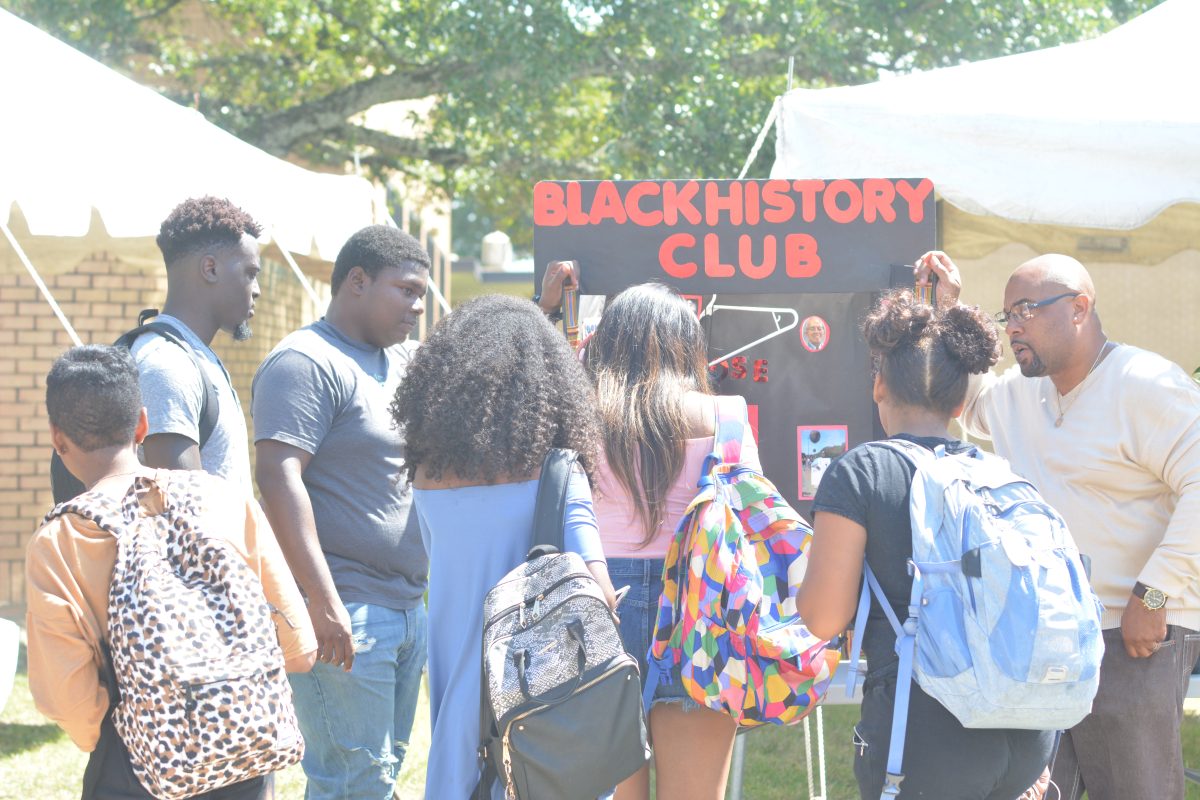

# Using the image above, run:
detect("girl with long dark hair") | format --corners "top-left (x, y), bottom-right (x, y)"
top-left (583, 283), bottom-right (759, 800)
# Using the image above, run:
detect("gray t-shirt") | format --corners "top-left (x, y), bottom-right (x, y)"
top-left (130, 314), bottom-right (252, 493)
top-left (251, 319), bottom-right (427, 610)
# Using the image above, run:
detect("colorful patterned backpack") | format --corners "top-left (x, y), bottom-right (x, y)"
top-left (644, 395), bottom-right (840, 727)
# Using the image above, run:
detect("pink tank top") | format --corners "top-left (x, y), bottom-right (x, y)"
top-left (593, 438), bottom-right (718, 559)
top-left (593, 396), bottom-right (761, 559)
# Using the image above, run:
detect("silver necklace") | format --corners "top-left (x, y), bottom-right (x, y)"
top-left (1054, 339), bottom-right (1110, 427)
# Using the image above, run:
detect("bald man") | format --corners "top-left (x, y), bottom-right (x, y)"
top-left (916, 251), bottom-right (1200, 800)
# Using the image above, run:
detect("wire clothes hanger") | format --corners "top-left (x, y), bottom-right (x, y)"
top-left (700, 294), bottom-right (799, 366)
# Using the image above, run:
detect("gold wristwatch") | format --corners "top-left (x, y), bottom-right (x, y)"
top-left (1133, 581), bottom-right (1168, 611)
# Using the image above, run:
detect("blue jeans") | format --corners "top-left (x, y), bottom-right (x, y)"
top-left (289, 601), bottom-right (427, 800)
top-left (607, 557), bottom-right (699, 711)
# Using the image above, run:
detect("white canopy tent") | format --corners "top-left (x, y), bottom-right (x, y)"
top-left (770, 0), bottom-right (1200, 230)
top-left (0, 7), bottom-right (381, 267)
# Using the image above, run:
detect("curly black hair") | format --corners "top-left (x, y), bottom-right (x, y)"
top-left (863, 289), bottom-right (1001, 415)
top-left (391, 294), bottom-right (600, 485)
top-left (156, 196), bottom-right (263, 266)
top-left (46, 345), bottom-right (142, 451)
top-left (332, 225), bottom-right (431, 295)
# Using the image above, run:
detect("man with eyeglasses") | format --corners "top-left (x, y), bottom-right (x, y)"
top-left (914, 250), bottom-right (1200, 800)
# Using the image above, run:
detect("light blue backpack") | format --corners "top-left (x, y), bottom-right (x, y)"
top-left (846, 440), bottom-right (1104, 799)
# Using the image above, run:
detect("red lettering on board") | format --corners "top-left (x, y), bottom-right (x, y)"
top-left (785, 234), bottom-right (821, 277)
top-left (738, 234), bottom-right (775, 280)
top-left (532, 182), bottom-right (566, 226)
top-left (626, 182), bottom-right (663, 226)
top-left (705, 181), bottom-right (743, 227)
top-left (896, 179), bottom-right (934, 223)
top-left (824, 179), bottom-right (863, 224)
top-left (862, 179), bottom-right (897, 223)
top-left (792, 180), bottom-right (826, 222)
top-left (662, 181), bottom-right (702, 225)
top-left (703, 233), bottom-right (736, 278)
top-left (743, 181), bottom-right (761, 226)
top-left (564, 182), bottom-right (590, 225)
top-left (659, 233), bottom-right (697, 278)
top-left (762, 180), bottom-right (795, 223)
top-left (587, 181), bottom-right (628, 225)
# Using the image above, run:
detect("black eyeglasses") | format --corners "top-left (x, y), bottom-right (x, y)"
top-left (993, 292), bottom-right (1080, 328)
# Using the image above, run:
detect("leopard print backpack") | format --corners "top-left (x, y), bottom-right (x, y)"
top-left (46, 472), bottom-right (303, 800)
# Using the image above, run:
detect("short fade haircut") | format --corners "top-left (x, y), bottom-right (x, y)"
top-left (331, 225), bottom-right (430, 295)
top-left (46, 345), bottom-right (142, 452)
top-left (156, 196), bottom-right (263, 266)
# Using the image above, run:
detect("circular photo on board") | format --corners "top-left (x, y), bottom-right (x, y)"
top-left (800, 315), bottom-right (830, 353)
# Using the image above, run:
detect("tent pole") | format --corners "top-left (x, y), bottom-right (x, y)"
top-left (425, 271), bottom-right (451, 316)
top-left (737, 97), bottom-right (781, 180)
top-left (271, 233), bottom-right (324, 310)
top-left (0, 220), bottom-right (82, 346)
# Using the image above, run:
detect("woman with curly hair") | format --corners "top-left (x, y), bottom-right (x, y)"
top-left (796, 291), bottom-right (1054, 799)
top-left (582, 283), bottom-right (760, 800)
top-left (390, 294), bottom-right (616, 799)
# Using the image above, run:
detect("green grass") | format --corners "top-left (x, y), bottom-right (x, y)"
top-left (4, 651), bottom-right (1200, 800)
top-left (0, 644), bottom-right (429, 800)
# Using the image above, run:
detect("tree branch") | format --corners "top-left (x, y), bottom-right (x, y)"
top-left (335, 124), bottom-right (467, 168)
top-left (247, 66), bottom-right (452, 155)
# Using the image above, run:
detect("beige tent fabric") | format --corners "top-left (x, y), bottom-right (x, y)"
top-left (943, 202), bottom-right (1200, 266)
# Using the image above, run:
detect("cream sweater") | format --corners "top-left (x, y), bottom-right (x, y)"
top-left (961, 344), bottom-right (1200, 631)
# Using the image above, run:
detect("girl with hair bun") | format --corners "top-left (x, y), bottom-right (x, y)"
top-left (796, 290), bottom-right (1054, 799)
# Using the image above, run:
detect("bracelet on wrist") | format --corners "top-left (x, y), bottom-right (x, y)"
top-left (532, 293), bottom-right (564, 323)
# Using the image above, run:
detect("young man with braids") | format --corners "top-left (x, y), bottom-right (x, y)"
top-left (916, 251), bottom-right (1200, 800)
top-left (252, 225), bottom-right (430, 799)
top-left (132, 196), bottom-right (263, 492)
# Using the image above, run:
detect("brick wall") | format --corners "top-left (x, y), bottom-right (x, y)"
top-left (0, 254), bottom-right (329, 607)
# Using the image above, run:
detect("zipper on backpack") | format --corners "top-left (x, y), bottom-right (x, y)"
top-left (483, 571), bottom-right (594, 637)
top-left (501, 731), bottom-right (517, 799)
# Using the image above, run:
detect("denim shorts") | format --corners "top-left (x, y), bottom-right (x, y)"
top-left (607, 557), bottom-right (700, 712)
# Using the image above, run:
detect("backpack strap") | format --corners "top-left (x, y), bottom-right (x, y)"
top-left (474, 448), bottom-right (579, 799)
top-left (711, 394), bottom-right (748, 464)
top-left (44, 485), bottom-right (128, 534)
top-left (873, 561), bottom-right (923, 799)
top-left (117, 317), bottom-right (220, 448)
top-left (530, 448), bottom-right (579, 553)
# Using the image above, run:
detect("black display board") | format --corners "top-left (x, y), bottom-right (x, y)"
top-left (533, 179), bottom-right (936, 515)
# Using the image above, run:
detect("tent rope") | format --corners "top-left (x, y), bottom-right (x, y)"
top-left (0, 220), bottom-right (82, 346)
top-left (737, 96), bottom-right (781, 180)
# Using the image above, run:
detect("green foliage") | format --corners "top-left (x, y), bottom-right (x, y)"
top-left (2, 0), bottom-right (1164, 252)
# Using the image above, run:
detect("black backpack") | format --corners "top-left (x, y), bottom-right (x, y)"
top-left (50, 310), bottom-right (220, 504)
top-left (474, 449), bottom-right (649, 799)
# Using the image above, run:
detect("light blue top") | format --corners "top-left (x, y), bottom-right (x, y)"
top-left (414, 471), bottom-right (604, 800)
